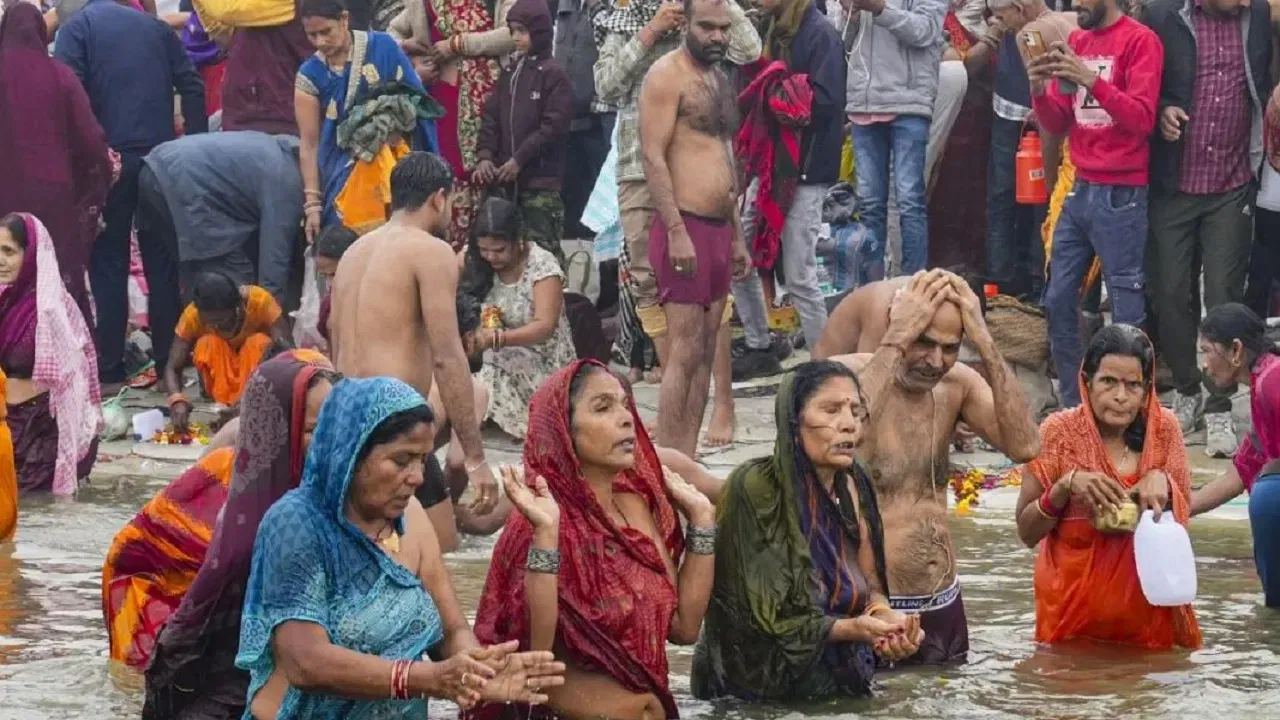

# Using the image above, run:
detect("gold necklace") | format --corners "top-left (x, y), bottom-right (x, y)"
top-left (369, 523), bottom-right (400, 554)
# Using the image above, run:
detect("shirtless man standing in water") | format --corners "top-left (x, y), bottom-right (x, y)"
top-left (833, 269), bottom-right (1040, 664)
top-left (330, 152), bottom-right (499, 549)
top-left (637, 0), bottom-right (751, 456)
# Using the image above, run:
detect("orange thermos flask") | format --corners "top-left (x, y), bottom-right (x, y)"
top-left (1016, 132), bottom-right (1048, 205)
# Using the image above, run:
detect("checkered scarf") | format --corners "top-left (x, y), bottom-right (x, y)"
top-left (593, 0), bottom-right (663, 46)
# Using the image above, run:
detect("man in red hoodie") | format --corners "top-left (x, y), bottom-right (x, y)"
top-left (1028, 0), bottom-right (1163, 407)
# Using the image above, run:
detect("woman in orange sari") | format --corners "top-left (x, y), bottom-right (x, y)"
top-left (161, 273), bottom-right (292, 430)
top-left (1015, 324), bottom-right (1201, 649)
top-left (103, 351), bottom-right (336, 674)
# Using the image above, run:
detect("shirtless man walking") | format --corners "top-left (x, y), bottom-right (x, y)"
top-left (330, 152), bottom-right (499, 548)
top-left (832, 269), bottom-right (1040, 664)
top-left (637, 0), bottom-right (751, 456)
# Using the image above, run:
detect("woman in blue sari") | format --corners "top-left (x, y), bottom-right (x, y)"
top-left (295, 0), bottom-right (442, 240)
top-left (237, 376), bottom-right (564, 719)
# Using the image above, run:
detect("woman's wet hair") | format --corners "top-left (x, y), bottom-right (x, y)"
top-left (1081, 324), bottom-right (1152, 452)
top-left (785, 361), bottom-right (889, 594)
top-left (1200, 303), bottom-right (1276, 361)
top-left (315, 224), bottom-right (359, 261)
top-left (461, 196), bottom-right (523, 302)
top-left (192, 272), bottom-right (241, 313)
top-left (0, 213), bottom-right (28, 250)
top-left (390, 152), bottom-right (454, 213)
top-left (299, 0), bottom-right (347, 19)
top-left (354, 404), bottom-right (435, 469)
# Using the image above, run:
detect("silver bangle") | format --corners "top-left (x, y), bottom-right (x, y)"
top-left (686, 526), bottom-right (716, 555)
top-left (526, 547), bottom-right (561, 574)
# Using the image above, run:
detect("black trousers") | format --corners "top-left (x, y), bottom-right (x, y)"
top-left (135, 164), bottom-right (184, 374)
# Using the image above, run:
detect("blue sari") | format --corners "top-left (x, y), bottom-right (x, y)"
top-left (236, 377), bottom-right (444, 719)
top-left (295, 31), bottom-right (440, 228)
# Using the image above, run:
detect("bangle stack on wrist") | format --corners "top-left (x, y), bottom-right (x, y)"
top-left (390, 659), bottom-right (412, 699)
top-left (686, 525), bottom-right (716, 555)
top-left (167, 392), bottom-right (190, 408)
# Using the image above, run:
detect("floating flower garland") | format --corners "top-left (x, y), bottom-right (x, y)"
top-left (151, 422), bottom-right (211, 446)
top-left (950, 466), bottom-right (1023, 516)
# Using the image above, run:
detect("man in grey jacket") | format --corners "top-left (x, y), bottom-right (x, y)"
top-left (843, 0), bottom-right (947, 277)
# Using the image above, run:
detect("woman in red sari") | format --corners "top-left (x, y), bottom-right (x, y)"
top-left (1015, 325), bottom-right (1201, 649)
top-left (0, 3), bottom-right (114, 320)
top-left (475, 360), bottom-right (717, 719)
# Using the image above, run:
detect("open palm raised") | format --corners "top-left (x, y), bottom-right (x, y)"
top-left (500, 464), bottom-right (560, 530)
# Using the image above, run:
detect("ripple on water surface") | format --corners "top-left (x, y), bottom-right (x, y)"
top-left (2, 477), bottom-right (1279, 719)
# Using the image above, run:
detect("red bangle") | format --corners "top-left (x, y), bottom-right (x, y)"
top-left (391, 659), bottom-right (412, 700)
top-left (1038, 487), bottom-right (1067, 519)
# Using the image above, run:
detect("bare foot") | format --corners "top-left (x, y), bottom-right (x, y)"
top-left (703, 401), bottom-right (735, 448)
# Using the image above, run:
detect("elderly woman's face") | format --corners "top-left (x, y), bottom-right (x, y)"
top-left (349, 419), bottom-right (435, 521)
top-left (798, 376), bottom-right (867, 472)
top-left (571, 370), bottom-right (636, 474)
top-left (1087, 354), bottom-right (1146, 432)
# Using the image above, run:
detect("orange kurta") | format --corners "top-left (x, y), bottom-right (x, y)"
top-left (102, 447), bottom-right (235, 669)
top-left (0, 369), bottom-right (15, 542)
top-left (1027, 382), bottom-right (1202, 650)
top-left (175, 286), bottom-right (282, 405)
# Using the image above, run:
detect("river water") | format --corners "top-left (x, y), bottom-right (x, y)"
top-left (2, 477), bottom-right (1278, 719)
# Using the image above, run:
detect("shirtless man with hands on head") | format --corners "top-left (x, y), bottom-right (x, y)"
top-left (329, 152), bottom-right (500, 551)
top-left (831, 269), bottom-right (1040, 665)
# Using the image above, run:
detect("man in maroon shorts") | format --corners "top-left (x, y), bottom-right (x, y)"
top-left (637, 0), bottom-right (751, 457)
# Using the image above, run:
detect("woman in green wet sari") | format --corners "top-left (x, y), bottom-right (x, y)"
top-left (692, 360), bottom-right (925, 702)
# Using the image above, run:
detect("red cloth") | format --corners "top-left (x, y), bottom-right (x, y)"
top-left (473, 359), bottom-right (684, 718)
top-left (735, 60), bottom-right (812, 270)
top-left (0, 4), bottom-right (114, 313)
top-left (200, 61), bottom-right (226, 116)
top-left (1031, 16), bottom-right (1163, 187)
top-left (1178, 3), bottom-right (1251, 194)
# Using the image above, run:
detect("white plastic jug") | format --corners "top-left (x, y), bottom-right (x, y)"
top-left (1133, 510), bottom-right (1197, 607)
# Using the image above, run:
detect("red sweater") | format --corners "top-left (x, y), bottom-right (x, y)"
top-left (1032, 15), bottom-right (1164, 186)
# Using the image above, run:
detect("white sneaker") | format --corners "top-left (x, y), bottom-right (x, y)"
top-left (1205, 412), bottom-right (1238, 458)
top-left (1172, 392), bottom-right (1201, 434)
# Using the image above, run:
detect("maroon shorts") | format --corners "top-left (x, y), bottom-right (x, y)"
top-left (648, 211), bottom-right (733, 308)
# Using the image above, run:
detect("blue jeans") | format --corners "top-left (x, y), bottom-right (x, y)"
top-left (1250, 474), bottom-right (1280, 607)
top-left (853, 115), bottom-right (930, 275)
top-left (1044, 180), bottom-right (1148, 407)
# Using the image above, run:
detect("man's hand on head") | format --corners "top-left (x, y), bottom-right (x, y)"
top-left (942, 272), bottom-right (990, 342)
top-left (882, 270), bottom-right (950, 351)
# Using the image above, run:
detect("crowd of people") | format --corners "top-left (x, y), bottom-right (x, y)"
top-left (2, 0), bottom-right (1280, 712)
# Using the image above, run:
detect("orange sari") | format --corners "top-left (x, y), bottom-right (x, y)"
top-left (0, 369), bottom-right (16, 542)
top-left (102, 447), bottom-right (235, 669)
top-left (1026, 378), bottom-right (1202, 649)
top-left (175, 286), bottom-right (282, 405)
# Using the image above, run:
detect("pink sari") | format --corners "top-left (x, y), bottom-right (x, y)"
top-left (0, 215), bottom-right (102, 495)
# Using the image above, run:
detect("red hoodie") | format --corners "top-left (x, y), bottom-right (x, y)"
top-left (1032, 15), bottom-right (1163, 186)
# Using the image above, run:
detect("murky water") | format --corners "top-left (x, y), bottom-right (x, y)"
top-left (2, 476), bottom-right (1279, 719)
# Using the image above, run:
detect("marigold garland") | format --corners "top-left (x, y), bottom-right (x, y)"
top-left (950, 466), bottom-right (1023, 516)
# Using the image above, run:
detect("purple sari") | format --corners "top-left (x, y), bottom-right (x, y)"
top-left (0, 4), bottom-right (114, 318)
